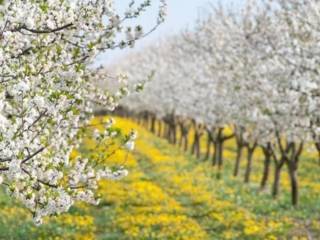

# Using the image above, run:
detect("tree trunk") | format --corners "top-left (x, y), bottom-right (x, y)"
top-left (167, 122), bottom-right (175, 144)
top-left (244, 148), bottom-right (254, 183)
top-left (196, 133), bottom-right (201, 159)
top-left (205, 130), bottom-right (212, 160)
top-left (272, 164), bottom-right (282, 198)
top-left (178, 124), bottom-right (189, 152)
top-left (183, 134), bottom-right (188, 152)
top-left (192, 130), bottom-right (199, 156)
top-left (170, 125), bottom-right (174, 143)
top-left (212, 141), bottom-right (218, 166)
top-left (146, 114), bottom-right (150, 130)
top-left (168, 124), bottom-right (172, 143)
top-left (288, 165), bottom-right (299, 207)
top-left (260, 151), bottom-right (271, 190)
top-left (150, 116), bottom-right (156, 134)
top-left (179, 124), bottom-right (184, 148)
top-left (216, 141), bottom-right (224, 179)
top-left (233, 146), bottom-right (243, 177)
top-left (163, 123), bottom-right (169, 139)
top-left (157, 121), bottom-right (162, 137)
top-left (143, 113), bottom-right (149, 129)
top-left (286, 142), bottom-right (303, 206)
top-left (192, 135), bottom-right (201, 158)
top-left (172, 124), bottom-right (177, 145)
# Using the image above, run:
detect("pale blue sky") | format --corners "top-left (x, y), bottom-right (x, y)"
top-left (96, 0), bottom-right (240, 66)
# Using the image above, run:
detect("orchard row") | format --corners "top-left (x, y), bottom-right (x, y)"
top-left (112, 0), bottom-right (320, 207)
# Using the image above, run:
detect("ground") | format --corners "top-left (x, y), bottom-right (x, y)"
top-left (0, 117), bottom-right (319, 239)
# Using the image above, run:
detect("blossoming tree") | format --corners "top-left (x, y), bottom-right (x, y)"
top-left (0, 0), bottom-right (166, 224)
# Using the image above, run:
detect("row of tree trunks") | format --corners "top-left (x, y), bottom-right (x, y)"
top-left (231, 129), bottom-right (303, 207)
top-left (132, 112), bottom-right (304, 207)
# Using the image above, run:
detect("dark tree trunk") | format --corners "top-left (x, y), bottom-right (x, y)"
top-left (163, 123), bottom-right (168, 139)
top-left (233, 146), bottom-right (243, 177)
top-left (171, 123), bottom-right (177, 145)
top-left (191, 130), bottom-right (199, 155)
top-left (288, 164), bottom-right (298, 206)
top-left (205, 130), bottom-right (212, 160)
top-left (233, 127), bottom-right (245, 177)
top-left (192, 133), bottom-right (201, 158)
top-left (183, 135), bottom-right (189, 152)
top-left (260, 154), bottom-right (271, 190)
top-left (244, 146), bottom-right (256, 183)
top-left (216, 141), bottom-right (224, 179)
top-left (285, 142), bottom-right (303, 206)
top-left (212, 141), bottom-right (218, 166)
top-left (272, 133), bottom-right (287, 200)
top-left (142, 112), bottom-right (149, 129)
top-left (157, 121), bottom-right (162, 137)
top-left (150, 116), bottom-right (156, 134)
top-left (167, 124), bottom-right (171, 140)
top-left (272, 164), bottom-right (283, 198)
top-left (146, 113), bottom-right (150, 130)
top-left (167, 124), bottom-right (172, 143)
top-left (272, 135), bottom-right (303, 206)
top-left (169, 125), bottom-right (174, 143)
top-left (178, 123), bottom-right (189, 152)
top-left (192, 122), bottom-right (204, 158)
top-left (179, 124), bottom-right (184, 148)
top-left (196, 137), bottom-right (201, 158)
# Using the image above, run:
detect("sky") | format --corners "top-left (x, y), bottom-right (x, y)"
top-left (95, 0), bottom-right (240, 66)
